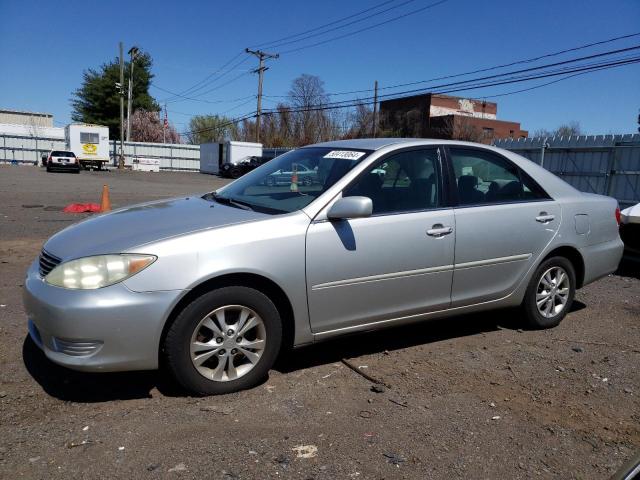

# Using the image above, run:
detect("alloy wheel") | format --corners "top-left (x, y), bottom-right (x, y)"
top-left (190, 305), bottom-right (266, 382)
top-left (535, 266), bottom-right (570, 319)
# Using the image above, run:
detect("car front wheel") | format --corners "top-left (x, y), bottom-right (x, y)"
top-left (164, 286), bottom-right (282, 395)
top-left (522, 256), bottom-right (576, 329)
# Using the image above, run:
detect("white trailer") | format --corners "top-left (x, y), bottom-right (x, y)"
top-left (65, 123), bottom-right (110, 170)
top-left (200, 141), bottom-right (262, 175)
top-left (227, 141), bottom-right (262, 165)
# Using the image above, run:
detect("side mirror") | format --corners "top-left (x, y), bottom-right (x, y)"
top-left (327, 196), bottom-right (372, 220)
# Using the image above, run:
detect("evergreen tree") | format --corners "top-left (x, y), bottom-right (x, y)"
top-left (71, 51), bottom-right (159, 139)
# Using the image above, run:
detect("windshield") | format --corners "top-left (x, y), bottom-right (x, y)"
top-left (208, 147), bottom-right (372, 214)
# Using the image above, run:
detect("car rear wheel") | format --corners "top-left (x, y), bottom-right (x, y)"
top-left (522, 256), bottom-right (575, 329)
top-left (164, 286), bottom-right (282, 395)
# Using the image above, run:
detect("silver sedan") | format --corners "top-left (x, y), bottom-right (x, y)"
top-left (23, 139), bottom-right (624, 395)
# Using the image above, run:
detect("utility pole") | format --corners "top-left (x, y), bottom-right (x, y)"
top-left (126, 46), bottom-right (139, 142)
top-left (245, 48), bottom-right (279, 143)
top-left (117, 42), bottom-right (125, 168)
top-left (163, 104), bottom-right (167, 144)
top-left (372, 80), bottom-right (379, 138)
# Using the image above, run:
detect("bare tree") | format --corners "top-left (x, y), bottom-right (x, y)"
top-left (533, 121), bottom-right (582, 138)
top-left (452, 117), bottom-right (484, 142)
top-left (288, 74), bottom-right (338, 145)
top-left (343, 102), bottom-right (373, 139)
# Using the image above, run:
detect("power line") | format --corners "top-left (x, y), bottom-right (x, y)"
top-left (260, 56), bottom-right (640, 115)
top-left (175, 56), bottom-right (251, 99)
top-left (260, 0), bottom-right (422, 50)
top-left (179, 55), bottom-right (639, 137)
top-left (165, 70), bottom-right (254, 105)
top-left (267, 31), bottom-right (640, 98)
top-left (180, 111), bottom-right (257, 137)
top-left (280, 0), bottom-right (449, 54)
top-left (252, 0), bottom-right (398, 49)
top-left (273, 44), bottom-right (640, 110)
top-left (159, 51), bottom-right (245, 102)
top-left (479, 64), bottom-right (627, 99)
top-left (152, 84), bottom-right (255, 104)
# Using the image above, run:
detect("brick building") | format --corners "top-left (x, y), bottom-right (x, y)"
top-left (379, 94), bottom-right (527, 143)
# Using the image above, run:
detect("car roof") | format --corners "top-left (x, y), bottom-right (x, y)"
top-left (305, 138), bottom-right (516, 151)
top-left (307, 138), bottom-right (419, 150)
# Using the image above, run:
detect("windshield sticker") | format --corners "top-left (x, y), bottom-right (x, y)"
top-left (323, 150), bottom-right (366, 160)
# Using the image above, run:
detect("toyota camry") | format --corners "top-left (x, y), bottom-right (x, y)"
top-left (24, 139), bottom-right (624, 395)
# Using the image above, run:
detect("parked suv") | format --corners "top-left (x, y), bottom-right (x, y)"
top-left (45, 150), bottom-right (80, 173)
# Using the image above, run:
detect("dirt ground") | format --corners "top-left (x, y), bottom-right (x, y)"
top-left (0, 165), bottom-right (638, 479)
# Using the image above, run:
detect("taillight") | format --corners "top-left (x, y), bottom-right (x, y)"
top-left (615, 207), bottom-right (621, 226)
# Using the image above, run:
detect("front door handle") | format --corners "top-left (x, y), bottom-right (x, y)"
top-left (536, 212), bottom-right (555, 223)
top-left (427, 224), bottom-right (453, 237)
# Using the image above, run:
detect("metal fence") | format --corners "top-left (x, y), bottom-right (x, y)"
top-left (494, 134), bottom-right (640, 207)
top-left (111, 140), bottom-right (200, 171)
top-left (0, 132), bottom-right (200, 171)
top-left (0, 133), bottom-right (66, 164)
top-left (0, 132), bottom-right (295, 172)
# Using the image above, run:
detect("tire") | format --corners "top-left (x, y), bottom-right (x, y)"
top-left (266, 176), bottom-right (276, 187)
top-left (302, 176), bottom-right (313, 186)
top-left (46, 165), bottom-right (52, 172)
top-left (521, 256), bottom-right (576, 329)
top-left (229, 168), bottom-right (241, 179)
top-left (164, 286), bottom-right (282, 395)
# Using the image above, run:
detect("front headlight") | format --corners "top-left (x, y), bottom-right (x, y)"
top-left (45, 254), bottom-right (157, 289)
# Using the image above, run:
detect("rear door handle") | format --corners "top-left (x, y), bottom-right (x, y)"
top-left (536, 212), bottom-right (555, 223)
top-left (427, 224), bottom-right (453, 237)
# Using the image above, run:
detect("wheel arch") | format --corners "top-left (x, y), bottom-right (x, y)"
top-left (541, 245), bottom-right (585, 288)
top-left (159, 272), bottom-right (296, 365)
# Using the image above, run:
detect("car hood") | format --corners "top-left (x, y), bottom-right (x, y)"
top-left (43, 196), bottom-right (269, 260)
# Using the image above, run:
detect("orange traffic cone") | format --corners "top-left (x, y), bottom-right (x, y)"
top-left (100, 185), bottom-right (112, 212)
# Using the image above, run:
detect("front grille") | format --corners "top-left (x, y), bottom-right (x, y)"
top-left (52, 337), bottom-right (103, 357)
top-left (39, 250), bottom-right (61, 277)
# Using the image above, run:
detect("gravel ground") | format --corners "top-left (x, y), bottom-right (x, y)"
top-left (0, 165), bottom-right (638, 479)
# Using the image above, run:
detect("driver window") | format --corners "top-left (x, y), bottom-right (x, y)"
top-left (344, 148), bottom-right (441, 215)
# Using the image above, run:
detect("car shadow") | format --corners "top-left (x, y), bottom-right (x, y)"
top-left (24, 302), bottom-right (588, 401)
top-left (616, 257), bottom-right (640, 280)
top-left (22, 336), bottom-right (186, 402)
top-left (274, 307), bottom-right (529, 374)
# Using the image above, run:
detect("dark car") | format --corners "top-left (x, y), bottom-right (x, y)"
top-left (220, 156), bottom-right (273, 179)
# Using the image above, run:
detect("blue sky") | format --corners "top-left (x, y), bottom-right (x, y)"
top-left (1, 0), bottom-right (639, 135)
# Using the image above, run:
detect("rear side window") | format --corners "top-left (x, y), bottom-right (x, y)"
top-left (51, 151), bottom-right (75, 157)
top-left (345, 148), bottom-right (441, 215)
top-left (449, 148), bottom-right (549, 206)
top-left (80, 132), bottom-right (99, 144)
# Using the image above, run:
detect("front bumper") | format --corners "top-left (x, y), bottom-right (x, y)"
top-left (23, 260), bottom-right (184, 372)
